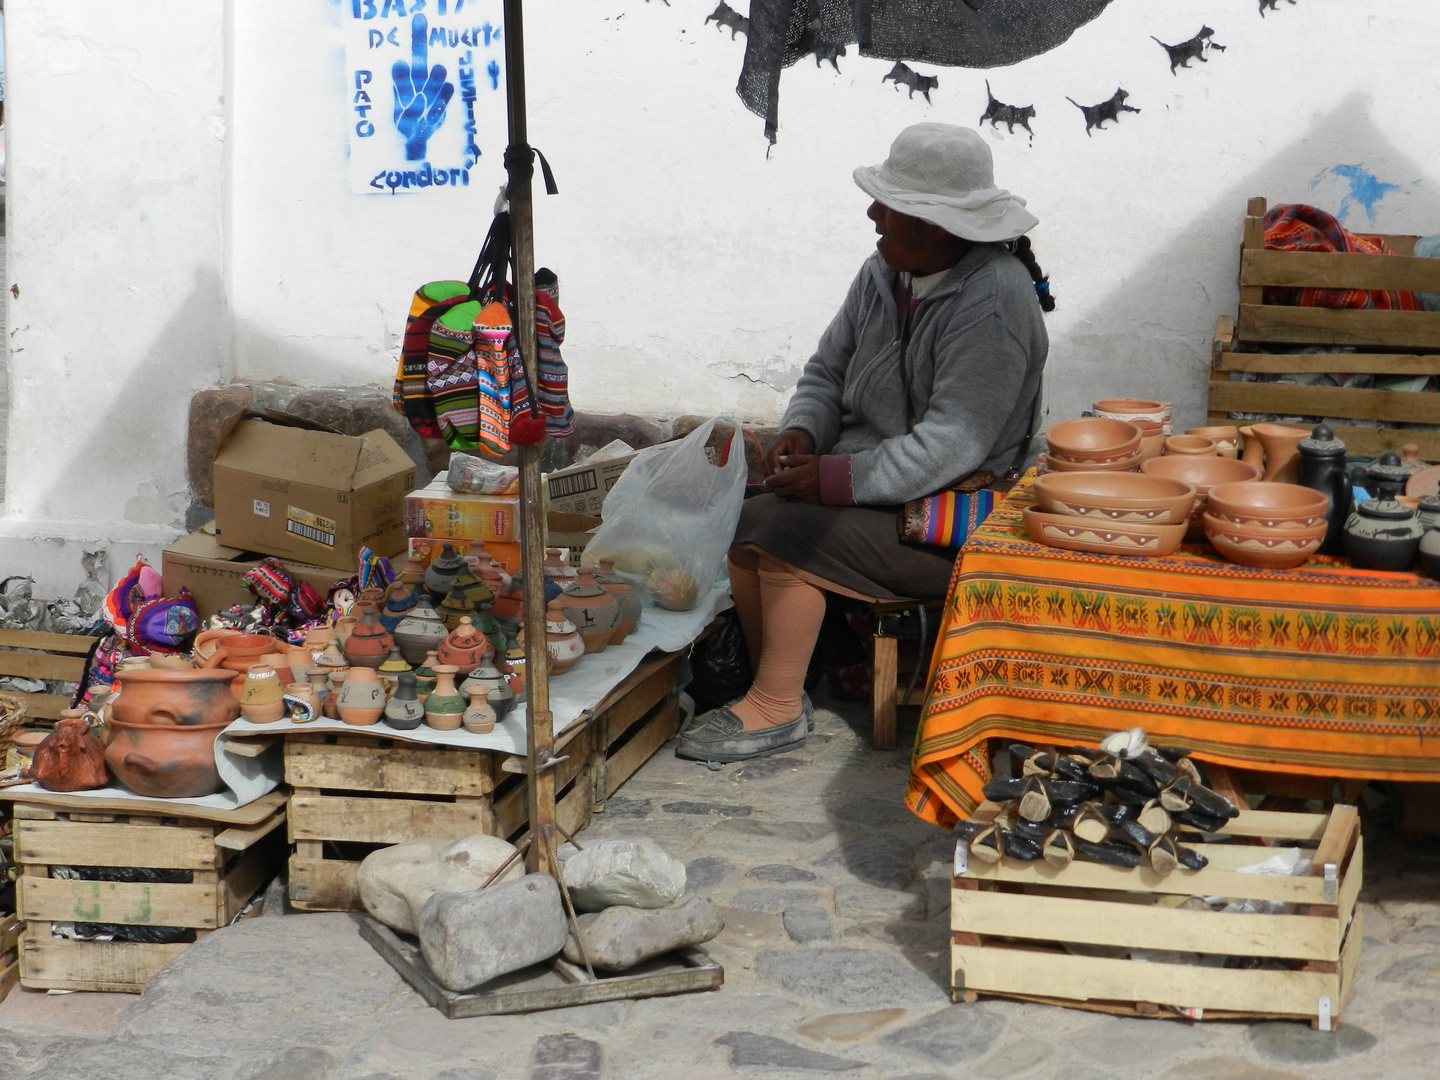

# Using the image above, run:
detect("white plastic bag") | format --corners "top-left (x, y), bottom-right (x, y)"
top-left (583, 418), bottom-right (747, 610)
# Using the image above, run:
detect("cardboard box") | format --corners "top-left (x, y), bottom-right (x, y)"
top-left (544, 454), bottom-right (638, 516)
top-left (163, 527), bottom-right (352, 618)
top-left (403, 480), bottom-right (522, 542)
top-left (213, 417), bottom-right (415, 572)
top-left (407, 537), bottom-right (523, 576)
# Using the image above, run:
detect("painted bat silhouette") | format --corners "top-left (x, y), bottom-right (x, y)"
top-left (1260, 0), bottom-right (1297, 15)
top-left (980, 80), bottom-right (1035, 139)
top-left (705, 2), bottom-right (748, 39)
top-left (797, 22), bottom-right (846, 72)
top-left (883, 62), bottom-right (938, 103)
top-left (1152, 26), bottom-right (1225, 73)
top-left (1066, 88), bottom-right (1140, 136)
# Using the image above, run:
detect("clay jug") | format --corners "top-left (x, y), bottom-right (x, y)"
top-left (304, 625), bottom-right (338, 653)
top-left (437, 616), bottom-right (493, 675)
top-left (462, 689), bottom-right (497, 735)
top-left (560, 569), bottom-right (622, 654)
top-left (344, 607), bottom-right (394, 669)
top-left (594, 558), bottom-right (642, 645)
top-left (412, 651), bottom-right (440, 703)
top-left (336, 666), bottom-right (385, 726)
top-left (424, 665), bottom-right (467, 731)
top-left (105, 714), bottom-right (231, 798)
top-left (383, 672), bottom-right (426, 730)
top-left (1250, 423), bottom-right (1311, 484)
top-left (424, 543), bottom-right (467, 599)
top-left (1296, 423), bottom-right (1352, 555)
top-left (32, 715), bottom-right (109, 792)
top-left (544, 598), bottom-right (586, 676)
top-left (112, 667), bottom-right (243, 727)
top-left (1343, 497), bottom-right (1424, 572)
top-left (380, 585), bottom-right (419, 634)
top-left (238, 663), bottom-right (286, 724)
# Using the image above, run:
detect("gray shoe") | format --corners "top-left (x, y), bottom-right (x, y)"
top-left (802, 691), bottom-right (815, 732)
top-left (676, 706), bottom-right (807, 763)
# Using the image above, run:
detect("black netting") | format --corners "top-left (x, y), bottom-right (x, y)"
top-left (738, 0), bottom-right (1116, 140)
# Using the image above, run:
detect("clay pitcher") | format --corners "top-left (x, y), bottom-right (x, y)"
top-left (111, 667), bottom-right (244, 727)
top-left (31, 715), bottom-right (109, 792)
top-left (201, 633), bottom-right (277, 697)
top-left (1250, 423), bottom-right (1311, 484)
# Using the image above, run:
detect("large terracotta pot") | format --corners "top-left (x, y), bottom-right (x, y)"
top-left (112, 668), bottom-right (244, 727)
top-left (32, 716), bottom-right (110, 792)
top-left (104, 714), bottom-right (231, 799)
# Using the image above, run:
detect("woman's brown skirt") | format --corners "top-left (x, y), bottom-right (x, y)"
top-left (731, 494), bottom-right (956, 601)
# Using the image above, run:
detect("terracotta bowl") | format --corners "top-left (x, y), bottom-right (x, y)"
top-left (1138, 433), bottom-right (1167, 460)
top-left (1042, 451), bottom-right (1143, 474)
top-left (1033, 472), bottom-right (1197, 526)
top-left (1163, 435), bottom-right (1218, 457)
top-left (1206, 482), bottom-right (1330, 530)
top-left (1045, 418), bottom-right (1142, 461)
top-left (1186, 426), bottom-right (1240, 458)
top-left (1024, 507), bottom-right (1187, 557)
top-left (1141, 456), bottom-right (1264, 540)
top-left (1093, 399), bottom-right (1173, 432)
top-left (1202, 513), bottom-right (1326, 570)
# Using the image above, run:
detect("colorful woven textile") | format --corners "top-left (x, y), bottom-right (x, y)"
top-left (1262, 203), bottom-right (1421, 311)
top-left (393, 281), bottom-right (472, 440)
top-left (906, 474), bottom-right (1440, 828)
top-left (899, 489), bottom-right (998, 548)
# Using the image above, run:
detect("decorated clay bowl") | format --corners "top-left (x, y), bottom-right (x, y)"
top-left (1041, 451), bottom-right (1143, 474)
top-left (1185, 426), bottom-right (1241, 458)
top-left (1140, 455), bottom-right (1264, 540)
top-left (1163, 435), bottom-right (1218, 457)
top-left (1033, 472), bottom-right (1197, 526)
top-left (1023, 507), bottom-right (1187, 558)
top-left (1206, 482), bottom-right (1330, 530)
top-left (1044, 418), bottom-right (1142, 463)
top-left (1093, 398), bottom-right (1173, 433)
top-left (1202, 512), bottom-right (1326, 571)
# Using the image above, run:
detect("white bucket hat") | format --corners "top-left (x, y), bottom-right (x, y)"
top-left (853, 123), bottom-right (1038, 243)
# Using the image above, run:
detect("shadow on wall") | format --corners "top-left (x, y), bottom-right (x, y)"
top-left (1045, 92), bottom-right (1440, 433)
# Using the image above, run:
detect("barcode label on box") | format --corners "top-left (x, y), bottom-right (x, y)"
top-left (286, 507), bottom-right (337, 548)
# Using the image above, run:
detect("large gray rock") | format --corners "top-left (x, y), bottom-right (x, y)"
top-left (417, 874), bottom-right (567, 992)
top-left (561, 837), bottom-right (686, 912)
top-left (560, 897), bottom-right (723, 971)
top-left (358, 834), bottom-right (524, 935)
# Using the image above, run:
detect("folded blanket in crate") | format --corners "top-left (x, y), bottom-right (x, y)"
top-left (1262, 203), bottom-right (1421, 311)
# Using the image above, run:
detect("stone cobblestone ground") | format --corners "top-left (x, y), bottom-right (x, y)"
top-left (2, 690), bottom-right (1438, 1079)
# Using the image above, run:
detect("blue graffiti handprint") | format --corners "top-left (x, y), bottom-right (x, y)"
top-left (392, 14), bottom-right (454, 161)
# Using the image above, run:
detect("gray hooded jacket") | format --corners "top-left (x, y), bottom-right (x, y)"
top-left (782, 245), bottom-right (1048, 506)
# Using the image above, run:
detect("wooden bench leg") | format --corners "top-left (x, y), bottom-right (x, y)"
top-left (872, 635), bottom-right (898, 750)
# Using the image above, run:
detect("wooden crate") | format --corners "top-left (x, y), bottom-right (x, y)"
top-left (1208, 196), bottom-right (1440, 460)
top-left (1, 912), bottom-right (18, 1003)
top-left (12, 798), bottom-right (287, 993)
top-left (952, 804), bottom-right (1362, 1026)
top-left (0, 629), bottom-right (101, 722)
top-left (287, 650), bottom-right (682, 912)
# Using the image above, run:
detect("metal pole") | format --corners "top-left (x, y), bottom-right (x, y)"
top-left (501, 0), bottom-right (555, 877)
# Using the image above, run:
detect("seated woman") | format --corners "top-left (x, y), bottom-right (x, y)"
top-left (678, 122), bottom-right (1053, 763)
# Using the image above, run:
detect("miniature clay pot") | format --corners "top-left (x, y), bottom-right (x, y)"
top-left (392, 605), bottom-right (450, 666)
top-left (336, 666), bottom-right (386, 726)
top-left (594, 558), bottom-right (642, 645)
top-left (104, 714), bottom-right (231, 798)
top-left (560, 569), bottom-right (623, 654)
top-left (460, 659), bottom-right (516, 721)
top-left (378, 647), bottom-right (413, 696)
top-left (544, 598), bottom-right (586, 676)
top-left (383, 672), bottom-right (426, 730)
top-left (238, 663), bottom-right (286, 724)
top-left (399, 549), bottom-right (429, 587)
top-left (462, 689), bottom-right (497, 735)
top-left (285, 682), bottom-right (319, 723)
top-left (343, 608), bottom-right (394, 670)
top-left (333, 615), bottom-right (360, 649)
top-left (437, 616), bottom-right (493, 675)
top-left (1250, 423), bottom-right (1311, 484)
top-left (412, 651), bottom-right (440, 703)
top-left (1343, 497), bottom-right (1424, 572)
top-left (425, 665), bottom-right (467, 731)
top-left (380, 586), bottom-right (419, 634)
top-left (544, 547), bottom-right (578, 579)
top-left (31, 716), bottom-right (110, 793)
top-left (439, 583), bottom-right (479, 631)
top-left (111, 667), bottom-right (243, 728)
top-left (424, 543), bottom-right (467, 599)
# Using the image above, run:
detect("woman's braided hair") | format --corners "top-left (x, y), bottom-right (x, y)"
top-left (1007, 235), bottom-right (1055, 313)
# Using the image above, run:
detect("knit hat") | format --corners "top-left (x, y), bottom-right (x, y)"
top-left (853, 123), bottom-right (1038, 243)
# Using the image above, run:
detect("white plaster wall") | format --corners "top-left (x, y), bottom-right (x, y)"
top-left (6, 0), bottom-right (1440, 596)
top-left (2, 1), bottom-right (227, 594)
top-left (228, 0), bottom-right (1440, 435)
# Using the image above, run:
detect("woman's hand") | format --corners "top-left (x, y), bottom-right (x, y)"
top-left (761, 429), bottom-right (815, 478)
top-left (766, 454), bottom-right (821, 503)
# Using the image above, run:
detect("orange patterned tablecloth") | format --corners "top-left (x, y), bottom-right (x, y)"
top-left (906, 474), bottom-right (1440, 828)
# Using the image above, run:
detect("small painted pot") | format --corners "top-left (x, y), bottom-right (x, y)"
top-left (238, 663), bottom-right (286, 724)
top-left (560, 569), bottom-right (622, 654)
top-left (335, 666), bottom-right (385, 726)
top-left (437, 616), bottom-right (493, 675)
top-left (383, 672), bottom-right (426, 731)
top-left (544, 598), bottom-right (585, 676)
top-left (343, 608), bottom-right (394, 670)
top-left (425, 665), bottom-right (467, 731)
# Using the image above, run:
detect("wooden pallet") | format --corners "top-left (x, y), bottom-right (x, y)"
top-left (287, 650), bottom-right (682, 913)
top-left (1, 912), bottom-right (18, 1003)
top-left (1208, 196), bottom-right (1440, 460)
top-left (952, 803), bottom-right (1361, 1027)
top-left (12, 799), bottom-right (287, 993)
top-left (0, 630), bottom-right (100, 722)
